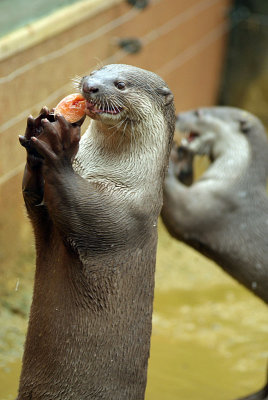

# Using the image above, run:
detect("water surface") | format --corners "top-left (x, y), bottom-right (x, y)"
top-left (1, 221), bottom-right (267, 399)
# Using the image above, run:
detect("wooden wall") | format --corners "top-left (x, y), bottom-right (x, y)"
top-left (0, 0), bottom-right (230, 291)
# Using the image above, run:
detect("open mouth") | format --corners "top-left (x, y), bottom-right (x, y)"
top-left (180, 131), bottom-right (199, 146)
top-left (85, 101), bottom-right (123, 115)
top-left (187, 131), bottom-right (199, 142)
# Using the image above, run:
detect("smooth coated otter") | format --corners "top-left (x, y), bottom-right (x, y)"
top-left (161, 106), bottom-right (268, 400)
top-left (18, 64), bottom-right (175, 400)
top-left (162, 106), bottom-right (268, 303)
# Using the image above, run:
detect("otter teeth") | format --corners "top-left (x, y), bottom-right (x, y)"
top-left (188, 131), bottom-right (199, 142)
top-left (181, 131), bottom-right (199, 142)
top-left (179, 131), bottom-right (199, 147)
top-left (86, 100), bottom-right (123, 115)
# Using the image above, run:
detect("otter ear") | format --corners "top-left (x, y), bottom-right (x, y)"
top-left (239, 119), bottom-right (251, 133)
top-left (157, 87), bottom-right (174, 106)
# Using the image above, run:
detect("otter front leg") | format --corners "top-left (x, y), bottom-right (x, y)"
top-left (162, 149), bottom-right (227, 241)
top-left (19, 108), bottom-right (52, 230)
top-left (161, 165), bottom-right (192, 240)
top-left (171, 144), bottom-right (194, 186)
top-left (30, 115), bottom-right (119, 254)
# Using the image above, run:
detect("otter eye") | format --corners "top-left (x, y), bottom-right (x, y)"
top-left (115, 82), bottom-right (126, 90)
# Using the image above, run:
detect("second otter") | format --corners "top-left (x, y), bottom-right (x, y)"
top-left (161, 106), bottom-right (268, 400)
top-left (17, 64), bottom-right (175, 400)
top-left (162, 106), bottom-right (268, 303)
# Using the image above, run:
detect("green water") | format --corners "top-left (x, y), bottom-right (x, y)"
top-left (0, 221), bottom-right (267, 400)
top-left (0, 0), bottom-right (83, 38)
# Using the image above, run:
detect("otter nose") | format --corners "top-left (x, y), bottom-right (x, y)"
top-left (82, 81), bottom-right (99, 94)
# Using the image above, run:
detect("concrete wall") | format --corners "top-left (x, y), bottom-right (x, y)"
top-left (0, 0), bottom-right (230, 302)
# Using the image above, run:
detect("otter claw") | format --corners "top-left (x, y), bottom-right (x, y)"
top-left (19, 135), bottom-right (30, 148)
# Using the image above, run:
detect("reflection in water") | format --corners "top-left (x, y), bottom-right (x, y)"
top-left (0, 222), bottom-right (267, 400)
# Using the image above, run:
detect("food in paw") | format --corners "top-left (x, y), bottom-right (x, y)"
top-left (54, 93), bottom-right (86, 123)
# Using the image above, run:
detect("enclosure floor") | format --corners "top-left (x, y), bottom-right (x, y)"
top-left (0, 221), bottom-right (267, 400)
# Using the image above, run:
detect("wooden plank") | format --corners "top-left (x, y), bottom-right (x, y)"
top-left (0, 0), bottom-right (230, 177)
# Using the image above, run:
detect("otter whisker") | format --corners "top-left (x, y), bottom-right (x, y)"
top-left (110, 101), bottom-right (116, 114)
top-left (93, 58), bottom-right (104, 70)
top-left (106, 119), bottom-right (127, 144)
top-left (114, 100), bottom-right (123, 114)
top-left (116, 118), bottom-right (127, 133)
top-left (123, 119), bottom-right (129, 136)
top-left (72, 75), bottom-right (83, 90)
top-left (111, 98), bottom-right (125, 114)
top-left (130, 120), bottom-right (137, 150)
top-left (111, 101), bottom-right (119, 113)
top-left (111, 97), bottom-right (124, 110)
top-left (107, 127), bottom-right (122, 141)
top-left (103, 98), bottom-right (108, 113)
top-left (108, 118), bottom-right (126, 131)
top-left (116, 119), bottom-right (128, 150)
top-left (110, 99), bottom-right (116, 113)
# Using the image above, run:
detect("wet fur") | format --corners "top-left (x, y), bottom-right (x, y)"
top-left (161, 106), bottom-right (268, 400)
top-left (162, 106), bottom-right (268, 302)
top-left (17, 64), bottom-right (175, 400)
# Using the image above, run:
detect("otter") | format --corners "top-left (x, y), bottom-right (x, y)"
top-left (237, 384), bottom-right (268, 400)
top-left (161, 106), bottom-right (268, 400)
top-left (161, 106), bottom-right (268, 303)
top-left (17, 64), bottom-right (175, 400)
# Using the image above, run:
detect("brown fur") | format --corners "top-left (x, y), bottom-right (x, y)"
top-left (162, 106), bottom-right (268, 303)
top-left (161, 106), bottom-right (268, 400)
top-left (17, 64), bottom-right (175, 400)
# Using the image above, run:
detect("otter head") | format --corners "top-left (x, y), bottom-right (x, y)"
top-left (176, 107), bottom-right (257, 157)
top-left (78, 64), bottom-right (175, 147)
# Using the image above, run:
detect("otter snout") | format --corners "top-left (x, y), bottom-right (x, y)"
top-left (82, 78), bottom-right (101, 97)
top-left (80, 74), bottom-right (125, 116)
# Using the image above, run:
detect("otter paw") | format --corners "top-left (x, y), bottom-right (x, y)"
top-left (30, 115), bottom-right (82, 167)
top-left (19, 108), bottom-right (53, 168)
top-left (167, 144), bottom-right (194, 185)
